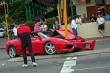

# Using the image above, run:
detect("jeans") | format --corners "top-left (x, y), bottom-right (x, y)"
top-left (20, 34), bottom-right (36, 64)
top-left (72, 28), bottom-right (78, 36)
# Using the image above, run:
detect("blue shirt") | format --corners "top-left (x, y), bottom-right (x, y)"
top-left (103, 15), bottom-right (110, 20)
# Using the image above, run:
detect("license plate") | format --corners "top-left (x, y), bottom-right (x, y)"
top-left (85, 44), bottom-right (90, 48)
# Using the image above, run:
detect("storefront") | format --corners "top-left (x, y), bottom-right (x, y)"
top-left (74, 0), bottom-right (110, 18)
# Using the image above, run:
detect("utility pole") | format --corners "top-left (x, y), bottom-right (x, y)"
top-left (57, 0), bottom-right (61, 25)
top-left (3, 1), bottom-right (10, 41)
top-left (64, 0), bottom-right (68, 39)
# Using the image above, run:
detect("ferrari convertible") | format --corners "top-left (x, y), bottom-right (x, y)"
top-left (52, 29), bottom-right (96, 50)
top-left (6, 32), bottom-right (75, 58)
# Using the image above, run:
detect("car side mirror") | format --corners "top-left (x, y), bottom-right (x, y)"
top-left (34, 36), bottom-right (42, 40)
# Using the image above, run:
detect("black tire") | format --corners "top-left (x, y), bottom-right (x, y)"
top-left (8, 46), bottom-right (17, 58)
top-left (44, 42), bottom-right (56, 55)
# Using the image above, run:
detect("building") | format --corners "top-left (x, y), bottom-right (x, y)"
top-left (74, 0), bottom-right (110, 18)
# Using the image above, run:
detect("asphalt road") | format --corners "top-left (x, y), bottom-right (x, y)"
top-left (0, 49), bottom-right (110, 73)
top-left (75, 53), bottom-right (110, 73)
top-left (0, 38), bottom-right (6, 49)
top-left (0, 38), bottom-right (110, 73)
top-left (95, 38), bottom-right (110, 49)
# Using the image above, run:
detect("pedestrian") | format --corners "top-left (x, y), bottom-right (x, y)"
top-left (76, 15), bottom-right (82, 25)
top-left (70, 18), bottom-right (78, 36)
top-left (96, 14), bottom-right (105, 36)
top-left (12, 25), bottom-right (18, 39)
top-left (90, 14), bottom-right (97, 22)
top-left (103, 12), bottom-right (110, 20)
top-left (34, 22), bottom-right (40, 33)
top-left (53, 20), bottom-right (60, 31)
top-left (17, 22), bottom-right (37, 67)
top-left (41, 22), bottom-right (48, 32)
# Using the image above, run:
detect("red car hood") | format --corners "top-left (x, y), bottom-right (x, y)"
top-left (52, 29), bottom-right (75, 40)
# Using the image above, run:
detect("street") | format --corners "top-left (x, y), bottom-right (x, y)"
top-left (0, 38), bottom-right (110, 73)
top-left (0, 0), bottom-right (110, 73)
top-left (75, 53), bottom-right (110, 73)
top-left (0, 50), bottom-right (110, 73)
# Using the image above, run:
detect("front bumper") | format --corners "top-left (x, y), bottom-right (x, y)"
top-left (74, 40), bottom-right (96, 50)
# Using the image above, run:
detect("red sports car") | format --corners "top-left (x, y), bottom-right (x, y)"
top-left (6, 32), bottom-right (75, 58)
top-left (52, 29), bottom-right (96, 50)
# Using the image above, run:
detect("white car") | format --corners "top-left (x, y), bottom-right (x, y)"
top-left (0, 28), bottom-right (5, 38)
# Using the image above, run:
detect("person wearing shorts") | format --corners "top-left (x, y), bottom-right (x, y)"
top-left (96, 14), bottom-right (105, 36)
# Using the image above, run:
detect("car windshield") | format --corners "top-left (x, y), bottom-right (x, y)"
top-left (37, 32), bottom-right (49, 38)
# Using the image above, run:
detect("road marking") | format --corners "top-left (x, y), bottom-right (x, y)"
top-left (60, 57), bottom-right (77, 73)
top-left (76, 65), bottom-right (110, 71)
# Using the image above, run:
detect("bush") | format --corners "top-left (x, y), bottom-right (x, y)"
top-left (46, 18), bottom-right (56, 29)
top-left (26, 21), bottom-right (34, 30)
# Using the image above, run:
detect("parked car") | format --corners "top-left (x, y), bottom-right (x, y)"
top-left (0, 28), bottom-right (5, 38)
top-left (52, 29), bottom-right (96, 50)
top-left (6, 32), bottom-right (75, 58)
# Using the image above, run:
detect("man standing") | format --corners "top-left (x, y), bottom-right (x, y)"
top-left (12, 25), bottom-right (17, 39)
top-left (70, 19), bottom-right (78, 36)
top-left (53, 20), bottom-right (60, 31)
top-left (17, 23), bottom-right (37, 67)
top-left (96, 14), bottom-right (105, 36)
top-left (34, 22), bottom-right (40, 33)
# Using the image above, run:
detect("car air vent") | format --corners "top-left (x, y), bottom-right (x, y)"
top-left (66, 45), bottom-right (73, 49)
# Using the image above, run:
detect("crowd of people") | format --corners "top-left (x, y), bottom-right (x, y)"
top-left (74, 13), bottom-right (110, 24)
top-left (69, 13), bottom-right (110, 37)
top-left (12, 13), bottom-right (108, 40)
top-left (12, 12), bottom-right (110, 39)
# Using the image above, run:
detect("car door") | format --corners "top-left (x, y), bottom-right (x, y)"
top-left (32, 36), bottom-right (44, 54)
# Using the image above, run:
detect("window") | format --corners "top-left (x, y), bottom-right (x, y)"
top-left (95, 0), bottom-right (105, 5)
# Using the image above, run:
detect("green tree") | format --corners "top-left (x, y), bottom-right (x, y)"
top-left (26, 20), bottom-right (34, 30)
top-left (46, 17), bottom-right (56, 29)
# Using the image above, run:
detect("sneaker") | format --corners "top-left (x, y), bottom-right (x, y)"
top-left (32, 62), bottom-right (38, 67)
top-left (22, 64), bottom-right (28, 67)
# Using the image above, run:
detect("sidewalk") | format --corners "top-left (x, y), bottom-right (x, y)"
top-left (0, 38), bottom-right (6, 49)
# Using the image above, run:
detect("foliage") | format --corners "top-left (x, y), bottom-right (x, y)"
top-left (26, 20), bottom-right (34, 30)
top-left (9, 0), bottom-right (25, 24)
top-left (0, 15), bottom-right (4, 23)
top-left (46, 17), bottom-right (56, 29)
top-left (0, 0), bottom-right (26, 24)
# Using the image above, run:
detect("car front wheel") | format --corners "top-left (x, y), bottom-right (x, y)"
top-left (8, 46), bottom-right (17, 58)
top-left (44, 42), bottom-right (56, 55)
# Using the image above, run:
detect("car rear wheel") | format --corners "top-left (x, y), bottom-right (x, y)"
top-left (44, 42), bottom-right (56, 55)
top-left (8, 46), bottom-right (17, 58)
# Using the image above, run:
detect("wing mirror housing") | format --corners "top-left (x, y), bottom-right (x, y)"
top-left (34, 36), bottom-right (42, 40)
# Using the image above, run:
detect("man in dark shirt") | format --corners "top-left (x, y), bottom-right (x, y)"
top-left (90, 14), bottom-right (97, 22)
top-left (17, 23), bottom-right (37, 67)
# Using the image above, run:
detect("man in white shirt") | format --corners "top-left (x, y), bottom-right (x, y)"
top-left (13, 25), bottom-right (18, 39)
top-left (70, 19), bottom-right (78, 36)
top-left (96, 14), bottom-right (105, 36)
